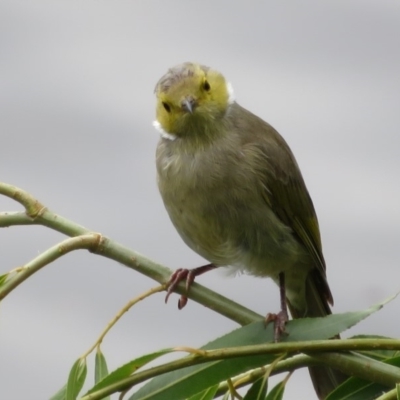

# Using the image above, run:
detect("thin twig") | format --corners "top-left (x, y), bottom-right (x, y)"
top-left (81, 285), bottom-right (165, 359)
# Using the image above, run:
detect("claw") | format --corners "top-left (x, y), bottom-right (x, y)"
top-left (164, 264), bottom-right (217, 309)
top-left (165, 268), bottom-right (189, 306)
top-left (265, 309), bottom-right (289, 342)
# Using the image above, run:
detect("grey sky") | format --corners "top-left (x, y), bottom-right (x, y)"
top-left (1, 2), bottom-right (399, 399)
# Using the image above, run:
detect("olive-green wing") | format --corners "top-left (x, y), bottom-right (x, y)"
top-left (231, 103), bottom-right (332, 305)
top-left (255, 123), bottom-right (333, 306)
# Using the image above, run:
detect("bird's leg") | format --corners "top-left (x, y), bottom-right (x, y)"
top-left (265, 272), bottom-right (289, 342)
top-left (165, 264), bottom-right (217, 309)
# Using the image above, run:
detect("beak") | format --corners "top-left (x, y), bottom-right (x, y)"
top-left (181, 96), bottom-right (197, 114)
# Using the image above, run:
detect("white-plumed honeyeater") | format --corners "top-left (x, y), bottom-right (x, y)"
top-left (153, 62), bottom-right (346, 399)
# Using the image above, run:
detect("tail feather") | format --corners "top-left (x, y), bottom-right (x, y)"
top-left (287, 270), bottom-right (348, 399)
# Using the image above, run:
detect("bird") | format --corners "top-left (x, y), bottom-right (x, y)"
top-left (153, 62), bottom-right (345, 399)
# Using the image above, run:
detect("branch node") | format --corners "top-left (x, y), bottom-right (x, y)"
top-left (88, 233), bottom-right (107, 254)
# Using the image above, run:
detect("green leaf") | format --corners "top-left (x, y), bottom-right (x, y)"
top-left (350, 335), bottom-right (400, 361)
top-left (243, 376), bottom-right (268, 400)
top-left (187, 384), bottom-right (219, 400)
top-left (127, 325), bottom-right (277, 400)
top-left (396, 383), bottom-right (400, 399)
top-left (95, 348), bottom-right (109, 383)
top-left (0, 273), bottom-right (9, 287)
top-left (326, 356), bottom-right (400, 400)
top-left (86, 348), bottom-right (173, 396)
top-left (265, 379), bottom-right (287, 400)
top-left (128, 299), bottom-right (389, 400)
top-left (49, 384), bottom-right (66, 400)
top-left (66, 358), bottom-right (87, 400)
top-left (327, 381), bottom-right (389, 400)
top-left (94, 348), bottom-right (110, 400)
top-left (282, 294), bottom-right (396, 341)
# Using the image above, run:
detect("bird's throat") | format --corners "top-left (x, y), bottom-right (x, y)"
top-left (174, 113), bottom-right (228, 151)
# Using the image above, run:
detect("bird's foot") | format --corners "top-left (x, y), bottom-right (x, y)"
top-left (165, 264), bottom-right (216, 309)
top-left (265, 309), bottom-right (289, 342)
top-left (264, 271), bottom-right (290, 342)
top-left (165, 268), bottom-right (191, 309)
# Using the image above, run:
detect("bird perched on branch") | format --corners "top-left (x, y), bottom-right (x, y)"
top-left (153, 62), bottom-right (345, 399)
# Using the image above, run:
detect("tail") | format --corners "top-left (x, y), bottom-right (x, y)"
top-left (287, 269), bottom-right (348, 399)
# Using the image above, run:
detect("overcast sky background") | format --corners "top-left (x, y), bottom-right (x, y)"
top-left (1, 2), bottom-right (400, 399)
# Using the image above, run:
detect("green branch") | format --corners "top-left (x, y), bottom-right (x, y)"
top-left (0, 233), bottom-right (101, 299)
top-left (2, 182), bottom-right (400, 400)
top-left (80, 339), bottom-right (400, 400)
top-left (0, 182), bottom-right (260, 325)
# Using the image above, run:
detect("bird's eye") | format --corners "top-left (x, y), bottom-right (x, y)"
top-left (162, 102), bottom-right (171, 112)
top-left (203, 80), bottom-right (211, 91)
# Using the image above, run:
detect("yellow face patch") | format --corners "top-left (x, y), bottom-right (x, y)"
top-left (154, 63), bottom-right (231, 135)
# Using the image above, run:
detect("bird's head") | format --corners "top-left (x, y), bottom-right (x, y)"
top-left (154, 62), bottom-right (235, 139)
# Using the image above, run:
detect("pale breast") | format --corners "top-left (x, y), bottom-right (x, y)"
top-left (156, 136), bottom-right (306, 277)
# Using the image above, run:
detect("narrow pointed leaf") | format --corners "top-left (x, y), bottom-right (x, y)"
top-left (327, 356), bottom-right (400, 400)
top-left (95, 348), bottom-right (110, 400)
top-left (95, 348), bottom-right (109, 383)
top-left (49, 384), bottom-right (66, 400)
top-left (86, 349), bottom-right (173, 396)
top-left (265, 380), bottom-right (286, 400)
top-left (243, 376), bottom-right (268, 400)
top-left (66, 358), bottom-right (87, 400)
top-left (128, 298), bottom-right (392, 400)
top-left (350, 335), bottom-right (400, 361)
top-left (282, 294), bottom-right (397, 341)
top-left (187, 384), bottom-right (219, 400)
top-left (327, 382), bottom-right (389, 400)
top-left (396, 383), bottom-right (400, 399)
top-left (0, 273), bottom-right (9, 287)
